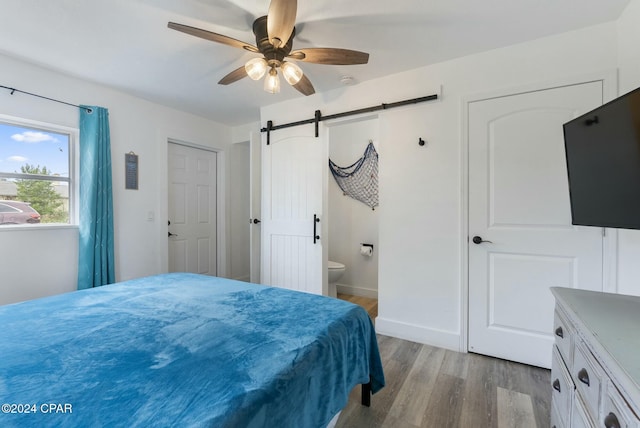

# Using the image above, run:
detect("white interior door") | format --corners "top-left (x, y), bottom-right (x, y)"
top-left (468, 81), bottom-right (605, 368)
top-left (168, 142), bottom-right (217, 275)
top-left (249, 131), bottom-right (261, 283)
top-left (261, 127), bottom-right (326, 294)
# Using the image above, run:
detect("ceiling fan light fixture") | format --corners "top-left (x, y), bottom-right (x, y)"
top-left (264, 67), bottom-right (281, 94)
top-left (168, 0), bottom-right (369, 98)
top-left (281, 61), bottom-right (303, 85)
top-left (245, 57), bottom-right (268, 80)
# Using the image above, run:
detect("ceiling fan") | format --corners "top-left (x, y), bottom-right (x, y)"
top-left (168, 0), bottom-right (369, 96)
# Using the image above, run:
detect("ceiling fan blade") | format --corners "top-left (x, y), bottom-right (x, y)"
top-left (266, 0), bottom-right (297, 48)
top-left (218, 66), bottom-right (248, 85)
top-left (288, 48), bottom-right (369, 65)
top-left (168, 22), bottom-right (259, 53)
top-left (292, 74), bottom-right (315, 96)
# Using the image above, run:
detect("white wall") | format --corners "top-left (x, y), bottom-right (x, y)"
top-left (261, 22), bottom-right (620, 349)
top-left (328, 118), bottom-right (379, 297)
top-left (0, 53), bottom-right (234, 305)
top-left (231, 122), bottom-right (261, 145)
top-left (615, 0), bottom-right (640, 297)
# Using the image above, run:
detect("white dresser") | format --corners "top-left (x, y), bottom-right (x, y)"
top-left (551, 287), bottom-right (640, 427)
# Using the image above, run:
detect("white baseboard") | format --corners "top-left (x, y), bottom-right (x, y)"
top-left (375, 317), bottom-right (461, 352)
top-left (232, 274), bottom-right (250, 282)
top-left (335, 284), bottom-right (378, 299)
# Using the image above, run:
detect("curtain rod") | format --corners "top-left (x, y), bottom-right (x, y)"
top-left (260, 93), bottom-right (438, 144)
top-left (0, 84), bottom-right (92, 113)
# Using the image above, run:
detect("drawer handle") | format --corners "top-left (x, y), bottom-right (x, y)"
top-left (555, 326), bottom-right (563, 338)
top-left (552, 379), bottom-right (561, 393)
top-left (604, 412), bottom-right (621, 428)
top-left (577, 368), bottom-right (590, 386)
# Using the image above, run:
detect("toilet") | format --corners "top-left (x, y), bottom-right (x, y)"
top-left (328, 261), bottom-right (346, 298)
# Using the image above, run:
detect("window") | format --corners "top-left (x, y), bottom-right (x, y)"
top-left (0, 116), bottom-right (77, 226)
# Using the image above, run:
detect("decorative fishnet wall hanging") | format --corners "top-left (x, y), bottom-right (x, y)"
top-left (329, 141), bottom-right (378, 210)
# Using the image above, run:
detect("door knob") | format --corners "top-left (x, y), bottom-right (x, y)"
top-left (168, 232), bottom-right (178, 237)
top-left (252, 218), bottom-right (261, 224)
top-left (472, 236), bottom-right (493, 244)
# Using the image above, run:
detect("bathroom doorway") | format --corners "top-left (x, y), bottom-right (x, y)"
top-left (327, 116), bottom-right (380, 301)
top-left (228, 141), bottom-right (250, 282)
top-left (228, 131), bottom-right (261, 283)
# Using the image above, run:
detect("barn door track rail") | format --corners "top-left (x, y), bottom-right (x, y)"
top-left (261, 93), bottom-right (439, 144)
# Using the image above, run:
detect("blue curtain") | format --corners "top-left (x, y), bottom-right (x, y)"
top-left (77, 105), bottom-right (115, 290)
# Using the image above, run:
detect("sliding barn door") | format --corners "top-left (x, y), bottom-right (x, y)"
top-left (261, 127), bottom-right (326, 294)
top-left (468, 81), bottom-right (605, 368)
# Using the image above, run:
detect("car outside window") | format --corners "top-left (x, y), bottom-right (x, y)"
top-left (0, 116), bottom-right (77, 226)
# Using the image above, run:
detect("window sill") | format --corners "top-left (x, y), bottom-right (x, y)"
top-left (0, 224), bottom-right (79, 232)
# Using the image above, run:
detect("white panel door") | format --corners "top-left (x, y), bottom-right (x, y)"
top-left (249, 131), bottom-right (261, 283)
top-left (261, 127), bottom-right (325, 294)
top-left (168, 142), bottom-right (217, 275)
top-left (468, 82), bottom-right (604, 368)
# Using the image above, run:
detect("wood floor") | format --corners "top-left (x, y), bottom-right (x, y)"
top-left (336, 294), bottom-right (551, 428)
top-left (338, 293), bottom-right (378, 319)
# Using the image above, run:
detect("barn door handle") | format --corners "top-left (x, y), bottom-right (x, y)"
top-left (313, 214), bottom-right (320, 244)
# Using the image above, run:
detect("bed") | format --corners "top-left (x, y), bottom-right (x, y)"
top-left (0, 273), bottom-right (384, 427)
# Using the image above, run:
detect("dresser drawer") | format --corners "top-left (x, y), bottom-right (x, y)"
top-left (573, 339), bottom-right (606, 423)
top-left (603, 383), bottom-right (640, 428)
top-left (551, 400), bottom-right (566, 428)
top-left (573, 395), bottom-right (597, 428)
top-left (552, 288), bottom-right (640, 428)
top-left (552, 345), bottom-right (574, 426)
top-left (554, 307), bottom-right (574, 366)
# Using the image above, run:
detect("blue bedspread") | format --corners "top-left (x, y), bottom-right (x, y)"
top-left (0, 273), bottom-right (384, 427)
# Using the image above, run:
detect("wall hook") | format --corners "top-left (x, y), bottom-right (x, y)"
top-left (418, 137), bottom-right (426, 146)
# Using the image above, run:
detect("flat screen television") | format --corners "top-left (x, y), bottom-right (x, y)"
top-left (563, 86), bottom-right (640, 230)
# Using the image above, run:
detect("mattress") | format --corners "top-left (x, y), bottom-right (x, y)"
top-left (0, 273), bottom-right (384, 427)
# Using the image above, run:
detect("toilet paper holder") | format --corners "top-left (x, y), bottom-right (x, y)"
top-left (360, 243), bottom-right (374, 257)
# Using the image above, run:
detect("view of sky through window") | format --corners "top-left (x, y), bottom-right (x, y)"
top-left (0, 123), bottom-right (69, 176)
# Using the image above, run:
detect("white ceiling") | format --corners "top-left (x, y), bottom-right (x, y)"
top-left (0, 0), bottom-right (631, 126)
